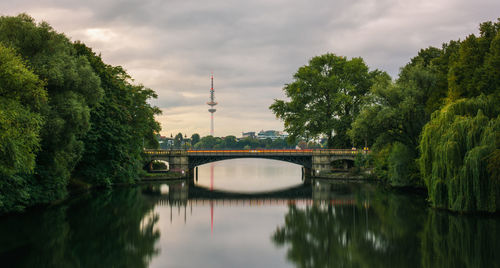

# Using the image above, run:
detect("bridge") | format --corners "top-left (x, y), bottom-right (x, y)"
top-left (144, 149), bottom-right (368, 177)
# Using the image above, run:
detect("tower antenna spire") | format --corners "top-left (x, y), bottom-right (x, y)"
top-left (207, 73), bottom-right (217, 136)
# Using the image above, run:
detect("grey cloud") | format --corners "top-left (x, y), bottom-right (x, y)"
top-left (1, 0), bottom-right (499, 136)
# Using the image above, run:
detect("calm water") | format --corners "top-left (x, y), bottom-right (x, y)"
top-left (1, 159), bottom-right (499, 268)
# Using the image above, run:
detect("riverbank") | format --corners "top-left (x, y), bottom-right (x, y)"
top-left (141, 171), bottom-right (185, 181)
top-left (37, 173), bottom-right (183, 212)
top-left (314, 169), bottom-right (375, 180)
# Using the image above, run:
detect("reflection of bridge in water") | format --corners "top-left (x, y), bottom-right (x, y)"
top-left (142, 179), bottom-right (367, 205)
top-left (156, 199), bottom-right (358, 207)
top-left (142, 179), bottom-right (368, 230)
top-left (188, 183), bottom-right (311, 199)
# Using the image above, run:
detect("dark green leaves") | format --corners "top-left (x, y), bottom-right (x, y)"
top-left (0, 43), bottom-right (46, 213)
top-left (271, 53), bottom-right (383, 148)
top-left (0, 14), bottom-right (161, 212)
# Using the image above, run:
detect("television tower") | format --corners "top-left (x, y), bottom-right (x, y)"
top-left (207, 73), bottom-right (217, 136)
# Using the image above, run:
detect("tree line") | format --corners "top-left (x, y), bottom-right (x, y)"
top-left (158, 133), bottom-right (302, 150)
top-left (0, 14), bottom-right (160, 214)
top-left (271, 19), bottom-right (500, 213)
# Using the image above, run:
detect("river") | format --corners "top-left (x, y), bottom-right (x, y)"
top-left (1, 159), bottom-right (499, 267)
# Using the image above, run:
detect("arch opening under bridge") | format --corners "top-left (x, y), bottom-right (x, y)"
top-left (187, 154), bottom-right (312, 170)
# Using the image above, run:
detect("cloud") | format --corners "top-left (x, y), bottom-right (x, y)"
top-left (1, 0), bottom-right (499, 137)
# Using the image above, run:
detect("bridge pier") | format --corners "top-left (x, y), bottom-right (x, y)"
top-left (303, 172), bottom-right (312, 185)
top-left (312, 155), bottom-right (334, 176)
top-left (303, 167), bottom-right (312, 178)
top-left (187, 169), bottom-right (195, 185)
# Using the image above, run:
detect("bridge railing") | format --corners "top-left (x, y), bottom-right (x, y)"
top-left (187, 149), bottom-right (312, 155)
top-left (312, 149), bottom-right (364, 155)
top-left (144, 149), bottom-right (369, 156)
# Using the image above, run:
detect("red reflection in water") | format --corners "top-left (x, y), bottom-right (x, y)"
top-left (210, 164), bottom-right (214, 191)
top-left (210, 163), bottom-right (214, 234)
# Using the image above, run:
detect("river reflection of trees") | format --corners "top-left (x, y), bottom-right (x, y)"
top-left (272, 181), bottom-right (500, 268)
top-left (422, 211), bottom-right (500, 268)
top-left (0, 187), bottom-right (160, 268)
top-left (1, 180), bottom-right (498, 267)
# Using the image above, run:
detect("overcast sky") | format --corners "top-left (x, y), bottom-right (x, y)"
top-left (1, 0), bottom-right (499, 137)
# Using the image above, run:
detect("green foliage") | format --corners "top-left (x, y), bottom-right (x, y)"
top-left (0, 43), bottom-right (46, 213)
top-left (353, 152), bottom-right (370, 168)
top-left (388, 142), bottom-right (419, 187)
top-left (270, 53), bottom-right (385, 148)
top-left (173, 133), bottom-right (184, 149)
top-left (191, 135), bottom-right (294, 149)
top-left (0, 14), bottom-right (160, 213)
top-left (223, 135), bottom-right (238, 148)
top-left (190, 133), bottom-right (200, 146)
top-left (194, 135), bottom-right (219, 149)
top-left (0, 14), bottom-right (103, 205)
top-left (447, 20), bottom-right (500, 100)
top-left (417, 19), bottom-right (500, 212)
top-left (419, 97), bottom-right (500, 212)
top-left (0, 44), bottom-right (46, 176)
top-left (351, 152), bottom-right (371, 175)
top-left (350, 20), bottom-right (500, 193)
top-left (361, 49), bottom-right (444, 146)
top-left (372, 144), bottom-right (391, 183)
top-left (0, 99), bottom-right (43, 177)
top-left (72, 42), bottom-right (161, 186)
top-left (349, 49), bottom-right (444, 186)
top-left (487, 134), bottom-right (500, 189)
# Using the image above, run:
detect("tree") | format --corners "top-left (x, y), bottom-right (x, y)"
top-left (0, 44), bottom-right (46, 176)
top-left (223, 135), bottom-right (238, 149)
top-left (418, 19), bottom-right (500, 212)
top-left (0, 14), bottom-right (102, 205)
top-left (191, 133), bottom-right (200, 146)
top-left (419, 97), bottom-right (499, 212)
top-left (0, 14), bottom-right (161, 212)
top-left (0, 44), bottom-right (46, 213)
top-left (238, 137), bottom-right (260, 149)
top-left (194, 136), bottom-right (217, 149)
top-left (349, 47), bottom-right (445, 186)
top-left (72, 42), bottom-right (161, 186)
top-left (272, 138), bottom-right (290, 149)
top-left (270, 53), bottom-right (384, 148)
top-left (174, 133), bottom-right (183, 149)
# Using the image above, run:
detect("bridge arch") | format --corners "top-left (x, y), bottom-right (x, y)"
top-left (188, 154), bottom-right (312, 169)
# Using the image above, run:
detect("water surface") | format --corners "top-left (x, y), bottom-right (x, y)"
top-left (1, 159), bottom-right (499, 267)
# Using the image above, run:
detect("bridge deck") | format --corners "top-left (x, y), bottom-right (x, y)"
top-left (144, 149), bottom-right (366, 156)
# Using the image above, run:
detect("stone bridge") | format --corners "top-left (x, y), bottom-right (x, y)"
top-left (144, 149), bottom-right (368, 177)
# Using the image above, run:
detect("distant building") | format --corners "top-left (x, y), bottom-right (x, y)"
top-left (242, 131), bottom-right (256, 138)
top-left (158, 137), bottom-right (174, 149)
top-left (257, 130), bottom-right (288, 140)
top-left (279, 132), bottom-right (289, 140)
